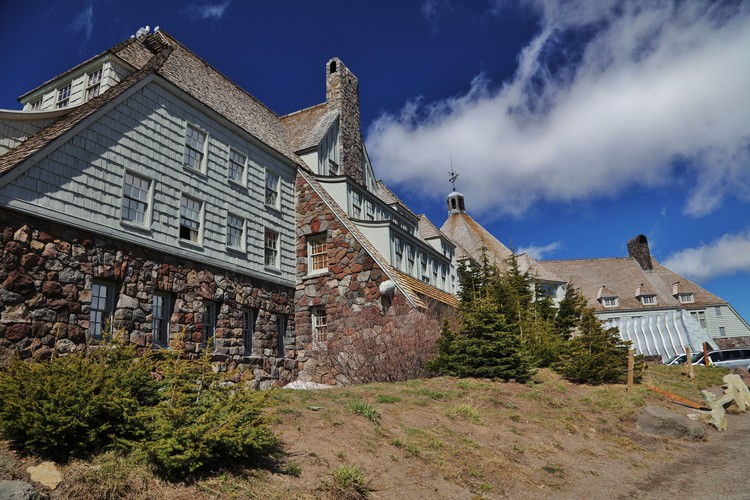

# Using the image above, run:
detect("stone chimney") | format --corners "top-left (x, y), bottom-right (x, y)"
top-left (325, 58), bottom-right (365, 186)
top-left (627, 234), bottom-right (653, 271)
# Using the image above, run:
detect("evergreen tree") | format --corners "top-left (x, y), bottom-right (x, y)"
top-left (554, 307), bottom-right (631, 384)
top-left (554, 283), bottom-right (587, 340)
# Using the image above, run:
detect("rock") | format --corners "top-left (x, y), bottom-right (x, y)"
top-left (116, 294), bottom-right (139, 309)
top-left (0, 480), bottom-right (41, 500)
top-left (637, 405), bottom-right (705, 440)
top-left (27, 461), bottom-right (62, 490)
top-left (1, 271), bottom-right (35, 297)
top-left (58, 268), bottom-right (84, 285)
top-left (0, 288), bottom-right (24, 304)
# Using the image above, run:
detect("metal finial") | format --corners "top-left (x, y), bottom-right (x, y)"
top-left (448, 155), bottom-right (459, 191)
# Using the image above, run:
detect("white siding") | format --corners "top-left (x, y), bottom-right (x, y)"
top-left (0, 117), bottom-right (55, 155)
top-left (1, 81), bottom-right (296, 284)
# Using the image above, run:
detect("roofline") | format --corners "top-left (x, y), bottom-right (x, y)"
top-left (0, 108), bottom-right (74, 120)
top-left (279, 101), bottom-right (327, 120)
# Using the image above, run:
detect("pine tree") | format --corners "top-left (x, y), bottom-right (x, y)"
top-left (554, 283), bottom-right (587, 340)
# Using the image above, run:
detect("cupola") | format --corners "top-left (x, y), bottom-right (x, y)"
top-left (447, 191), bottom-right (465, 214)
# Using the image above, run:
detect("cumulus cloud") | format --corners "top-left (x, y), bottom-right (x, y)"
top-left (367, 1), bottom-right (750, 219)
top-left (183, 0), bottom-right (232, 21)
top-left (663, 229), bottom-right (750, 282)
top-left (517, 241), bottom-right (560, 259)
top-left (70, 3), bottom-right (94, 40)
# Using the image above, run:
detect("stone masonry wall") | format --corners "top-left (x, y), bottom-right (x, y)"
top-left (325, 58), bottom-right (365, 187)
top-left (0, 208), bottom-right (295, 388)
top-left (295, 176), bottom-right (444, 385)
top-left (714, 337), bottom-right (750, 350)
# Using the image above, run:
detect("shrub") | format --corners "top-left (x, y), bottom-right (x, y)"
top-left (326, 464), bottom-right (369, 499)
top-left (0, 343), bottom-right (156, 460)
top-left (346, 399), bottom-right (380, 423)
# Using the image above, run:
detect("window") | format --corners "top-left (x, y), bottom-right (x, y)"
top-left (308, 234), bottom-right (328, 273)
top-left (351, 191), bottom-right (362, 218)
top-left (265, 171), bottom-right (280, 207)
top-left (227, 213), bottom-right (244, 250)
top-left (228, 149), bottom-right (246, 183)
top-left (719, 326), bottom-right (726, 337)
top-left (56, 84), bottom-right (71, 108)
top-left (440, 264), bottom-right (447, 285)
top-left (394, 238), bottom-right (403, 269)
top-left (121, 171), bottom-right (151, 225)
top-left (184, 125), bottom-right (207, 171)
top-left (432, 260), bottom-right (438, 283)
top-left (690, 311), bottom-right (707, 329)
top-left (200, 302), bottom-right (217, 348)
top-left (407, 245), bottom-right (415, 274)
top-left (265, 229), bottom-right (279, 268)
top-left (30, 100), bottom-right (42, 111)
top-left (242, 309), bottom-right (256, 356)
top-left (179, 196), bottom-right (202, 243)
top-left (86, 68), bottom-right (102, 100)
top-left (312, 307), bottom-right (328, 346)
top-left (678, 293), bottom-right (694, 304)
top-left (89, 282), bottom-right (115, 339)
top-left (641, 295), bottom-right (656, 305)
top-left (715, 306), bottom-right (722, 316)
top-left (151, 293), bottom-right (170, 346)
top-left (328, 159), bottom-right (339, 175)
top-left (277, 314), bottom-right (287, 357)
top-left (365, 201), bottom-right (375, 221)
top-left (602, 297), bottom-right (618, 307)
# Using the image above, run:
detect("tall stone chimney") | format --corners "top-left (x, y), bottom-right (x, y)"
top-left (325, 58), bottom-right (365, 186)
top-left (627, 234), bottom-right (653, 271)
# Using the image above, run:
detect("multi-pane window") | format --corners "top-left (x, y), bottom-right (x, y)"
top-left (602, 297), bottom-right (618, 307)
top-left (678, 293), bottom-right (694, 304)
top-left (265, 229), bottom-right (279, 267)
top-left (151, 293), bottom-right (170, 346)
top-left (228, 149), bottom-right (246, 182)
top-left (121, 172), bottom-right (150, 225)
top-left (184, 125), bottom-right (207, 171)
top-left (227, 213), bottom-right (244, 250)
top-left (394, 238), bottom-right (403, 269)
top-left (242, 309), bottom-right (256, 355)
top-left (86, 68), bottom-right (102, 100)
top-left (265, 171), bottom-right (280, 207)
top-left (432, 260), bottom-right (438, 283)
top-left (365, 201), bottom-right (375, 221)
top-left (56, 84), bottom-right (71, 108)
top-left (277, 314), bottom-right (287, 358)
top-left (312, 306), bottom-right (328, 346)
top-left (179, 196), bottom-right (202, 243)
top-left (641, 295), bottom-right (656, 305)
top-left (351, 191), bottom-right (362, 218)
top-left (200, 302), bottom-right (217, 348)
top-left (30, 100), bottom-right (42, 111)
top-left (89, 282), bottom-right (114, 339)
top-left (308, 235), bottom-right (328, 273)
top-left (407, 245), bottom-right (415, 274)
top-left (715, 306), bottom-right (722, 316)
top-left (690, 311), bottom-right (707, 328)
top-left (719, 326), bottom-right (726, 336)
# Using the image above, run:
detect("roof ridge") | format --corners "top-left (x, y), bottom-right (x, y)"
top-left (279, 102), bottom-right (328, 120)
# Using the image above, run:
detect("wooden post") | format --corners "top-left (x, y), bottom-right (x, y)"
top-left (685, 345), bottom-right (694, 379)
top-left (703, 342), bottom-right (710, 366)
top-left (627, 348), bottom-right (635, 392)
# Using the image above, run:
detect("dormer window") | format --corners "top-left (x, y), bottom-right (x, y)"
top-left (30, 100), bottom-right (42, 111)
top-left (86, 68), bottom-right (102, 100)
top-left (640, 295), bottom-right (656, 305)
top-left (602, 297), bottom-right (618, 307)
top-left (678, 293), bottom-right (694, 304)
top-left (56, 84), bottom-right (71, 108)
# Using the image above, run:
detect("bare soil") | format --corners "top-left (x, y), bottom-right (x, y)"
top-left (2, 366), bottom-right (749, 499)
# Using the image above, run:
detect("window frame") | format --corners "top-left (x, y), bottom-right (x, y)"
top-left (715, 306), bottom-right (722, 316)
top-left (640, 295), bottom-right (657, 305)
top-left (265, 170), bottom-right (280, 208)
top-left (86, 68), bottom-right (102, 100)
top-left (179, 195), bottom-right (203, 244)
top-left (227, 148), bottom-right (247, 184)
top-left (312, 306), bottom-right (328, 347)
top-left (226, 212), bottom-right (245, 251)
top-left (183, 124), bottom-right (208, 173)
top-left (365, 200), bottom-right (375, 221)
top-left (120, 170), bottom-right (152, 227)
top-left (277, 314), bottom-right (287, 358)
top-left (56, 83), bottom-right (71, 108)
top-left (264, 229), bottom-right (279, 268)
top-left (678, 293), bottom-right (695, 304)
top-left (351, 190), bottom-right (362, 218)
top-left (393, 238), bottom-right (403, 269)
top-left (719, 326), bottom-right (726, 337)
top-left (242, 309), bottom-right (256, 356)
top-left (200, 301), bottom-right (218, 349)
top-left (151, 293), bottom-right (171, 347)
top-left (89, 281), bottom-right (115, 340)
top-left (602, 297), bottom-right (619, 307)
top-left (307, 234), bottom-right (328, 274)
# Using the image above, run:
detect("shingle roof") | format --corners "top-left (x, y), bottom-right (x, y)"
top-left (375, 181), bottom-right (419, 219)
top-left (279, 103), bottom-right (338, 154)
top-left (440, 212), bottom-right (514, 270)
top-left (541, 257), bottom-right (725, 311)
top-left (418, 215), bottom-right (442, 240)
top-left (391, 269), bottom-right (459, 308)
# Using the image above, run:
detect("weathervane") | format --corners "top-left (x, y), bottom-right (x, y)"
top-left (448, 155), bottom-right (459, 191)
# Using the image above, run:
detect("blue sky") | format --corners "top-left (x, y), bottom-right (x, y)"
top-left (1, 0), bottom-right (748, 321)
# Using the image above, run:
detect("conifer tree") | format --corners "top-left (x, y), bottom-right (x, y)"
top-left (554, 283), bottom-right (587, 340)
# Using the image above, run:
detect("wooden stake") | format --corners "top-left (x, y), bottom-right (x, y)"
top-left (627, 348), bottom-right (635, 392)
top-left (685, 345), bottom-right (694, 379)
top-left (703, 342), bottom-right (710, 367)
top-left (646, 385), bottom-right (706, 409)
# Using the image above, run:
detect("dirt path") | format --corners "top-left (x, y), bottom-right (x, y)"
top-left (620, 413), bottom-right (750, 499)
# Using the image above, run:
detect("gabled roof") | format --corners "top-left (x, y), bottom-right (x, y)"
top-left (375, 181), bottom-right (418, 220)
top-left (299, 169), bottom-right (457, 309)
top-left (280, 103), bottom-right (338, 154)
top-left (417, 215), bottom-right (443, 240)
top-left (541, 257), bottom-right (725, 311)
top-left (2, 31), bottom-right (307, 179)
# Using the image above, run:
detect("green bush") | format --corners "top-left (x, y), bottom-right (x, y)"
top-left (0, 341), bottom-right (278, 479)
top-left (0, 343), bottom-right (156, 460)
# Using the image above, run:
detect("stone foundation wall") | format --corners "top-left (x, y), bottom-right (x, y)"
top-left (295, 177), bottom-right (446, 385)
top-left (0, 208), bottom-right (295, 388)
top-left (714, 337), bottom-right (750, 350)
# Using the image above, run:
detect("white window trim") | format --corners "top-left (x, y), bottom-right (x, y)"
top-left (602, 297), bottom-right (619, 308)
top-left (264, 229), bottom-right (280, 269)
top-left (56, 83), bottom-right (71, 108)
top-left (226, 212), bottom-right (246, 251)
top-left (184, 123), bottom-right (208, 173)
top-left (307, 234), bottom-right (328, 275)
top-left (312, 306), bottom-right (328, 348)
top-left (179, 194), bottom-right (204, 246)
top-left (86, 68), bottom-right (102, 101)
top-left (265, 170), bottom-right (281, 209)
top-left (640, 295), bottom-right (657, 305)
top-left (227, 148), bottom-right (247, 185)
top-left (678, 293), bottom-right (695, 304)
top-left (120, 170), bottom-right (153, 228)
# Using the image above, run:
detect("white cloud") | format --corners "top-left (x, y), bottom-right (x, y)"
top-left (663, 229), bottom-right (750, 282)
top-left (367, 1), bottom-right (750, 219)
top-left (517, 241), bottom-right (560, 260)
top-left (70, 4), bottom-right (94, 40)
top-left (421, 0), bottom-right (453, 33)
top-left (184, 0), bottom-right (232, 21)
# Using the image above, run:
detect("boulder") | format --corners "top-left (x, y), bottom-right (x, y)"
top-left (637, 405), bottom-right (705, 440)
top-left (0, 480), bottom-right (40, 500)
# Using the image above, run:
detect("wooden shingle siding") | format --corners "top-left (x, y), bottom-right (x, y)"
top-left (0, 80), bottom-right (295, 285)
top-left (0, 118), bottom-right (56, 155)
